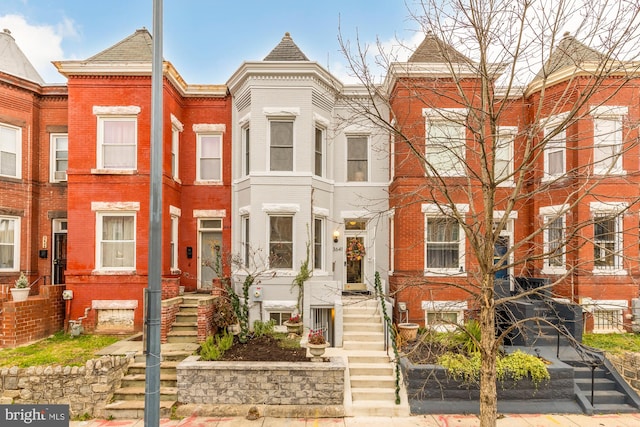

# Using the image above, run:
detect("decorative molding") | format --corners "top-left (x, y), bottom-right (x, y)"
top-left (169, 205), bottom-right (181, 217)
top-left (262, 203), bottom-right (300, 214)
top-left (193, 209), bottom-right (226, 218)
top-left (193, 123), bottom-right (226, 133)
top-left (91, 201), bottom-right (140, 211)
top-left (170, 114), bottom-right (184, 131)
top-left (92, 105), bottom-right (141, 115)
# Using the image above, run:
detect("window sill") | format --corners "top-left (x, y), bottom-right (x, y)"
top-left (593, 169), bottom-right (626, 176)
top-left (424, 270), bottom-right (467, 277)
top-left (194, 180), bottom-right (223, 186)
top-left (92, 269), bottom-right (136, 275)
top-left (592, 268), bottom-right (627, 276)
top-left (91, 168), bottom-right (137, 175)
top-left (541, 268), bottom-right (566, 275)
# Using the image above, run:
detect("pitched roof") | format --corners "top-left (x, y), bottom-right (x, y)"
top-left (0, 28), bottom-right (44, 84)
top-left (264, 32), bottom-right (309, 61)
top-left (408, 32), bottom-right (472, 64)
top-left (86, 28), bottom-right (153, 62)
top-left (534, 32), bottom-right (605, 80)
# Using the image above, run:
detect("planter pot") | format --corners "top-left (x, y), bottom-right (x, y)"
top-left (307, 342), bottom-right (329, 362)
top-left (398, 323), bottom-right (419, 341)
top-left (10, 287), bottom-right (30, 302)
top-left (283, 321), bottom-right (302, 337)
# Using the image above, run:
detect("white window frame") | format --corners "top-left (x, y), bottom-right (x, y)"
top-left (0, 216), bottom-right (20, 271)
top-left (94, 106), bottom-right (140, 171)
top-left (542, 113), bottom-right (568, 181)
top-left (422, 301), bottom-right (467, 332)
top-left (590, 106), bottom-right (627, 176)
top-left (268, 215), bottom-right (294, 270)
top-left (170, 205), bottom-right (181, 273)
top-left (584, 299), bottom-right (628, 333)
top-left (50, 133), bottom-right (68, 182)
top-left (423, 108), bottom-right (467, 177)
top-left (540, 205), bottom-right (568, 274)
top-left (242, 125), bottom-right (250, 176)
top-left (241, 215), bottom-right (250, 267)
top-left (269, 119), bottom-right (295, 172)
top-left (496, 127), bottom-right (515, 186)
top-left (171, 114), bottom-right (183, 181)
top-left (314, 126), bottom-right (325, 178)
top-left (95, 212), bottom-right (137, 272)
top-left (346, 134), bottom-right (369, 182)
top-left (422, 203), bottom-right (468, 276)
top-left (196, 133), bottom-right (223, 183)
top-left (0, 122), bottom-right (21, 179)
top-left (313, 216), bottom-right (324, 271)
top-left (590, 202), bottom-right (627, 275)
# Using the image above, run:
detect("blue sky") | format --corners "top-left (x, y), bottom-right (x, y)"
top-left (0, 0), bottom-right (420, 84)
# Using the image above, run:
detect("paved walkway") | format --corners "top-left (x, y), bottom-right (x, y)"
top-left (70, 413), bottom-right (640, 427)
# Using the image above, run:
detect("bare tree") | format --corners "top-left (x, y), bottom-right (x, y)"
top-left (339, 0), bottom-right (640, 425)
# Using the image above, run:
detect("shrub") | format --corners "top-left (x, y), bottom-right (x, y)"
top-left (211, 297), bottom-right (238, 330)
top-left (253, 319), bottom-right (275, 337)
top-left (200, 330), bottom-right (233, 361)
top-left (453, 319), bottom-right (481, 355)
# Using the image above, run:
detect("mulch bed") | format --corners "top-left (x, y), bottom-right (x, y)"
top-left (218, 335), bottom-right (308, 362)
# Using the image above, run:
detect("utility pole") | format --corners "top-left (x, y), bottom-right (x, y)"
top-left (145, 0), bottom-right (163, 425)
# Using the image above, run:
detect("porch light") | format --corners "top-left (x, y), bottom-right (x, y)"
top-left (333, 230), bottom-right (340, 243)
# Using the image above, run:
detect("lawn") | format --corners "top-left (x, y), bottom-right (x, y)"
top-left (582, 333), bottom-right (640, 354)
top-left (0, 332), bottom-right (120, 368)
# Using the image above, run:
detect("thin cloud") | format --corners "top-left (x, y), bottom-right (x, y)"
top-left (0, 13), bottom-right (77, 83)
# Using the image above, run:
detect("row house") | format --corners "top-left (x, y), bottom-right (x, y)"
top-left (387, 33), bottom-right (640, 333)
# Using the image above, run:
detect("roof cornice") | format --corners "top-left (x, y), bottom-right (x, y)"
top-left (227, 61), bottom-right (342, 94)
top-left (53, 60), bottom-right (227, 97)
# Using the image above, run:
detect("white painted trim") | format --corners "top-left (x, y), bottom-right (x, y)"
top-left (340, 210), bottom-right (371, 220)
top-left (238, 205), bottom-right (251, 216)
top-left (93, 106), bottom-right (141, 115)
top-left (262, 203), bottom-right (300, 214)
top-left (421, 300), bottom-right (468, 311)
top-left (91, 202), bottom-right (140, 211)
top-left (421, 203), bottom-right (470, 214)
top-left (589, 105), bottom-right (628, 117)
top-left (313, 113), bottom-right (330, 127)
top-left (193, 123), bottom-right (226, 133)
top-left (193, 209), bottom-right (226, 218)
top-left (170, 114), bottom-right (184, 132)
top-left (262, 107), bottom-right (300, 117)
top-left (313, 207), bottom-right (330, 217)
top-left (590, 201), bottom-right (628, 214)
top-left (169, 205), bottom-right (181, 217)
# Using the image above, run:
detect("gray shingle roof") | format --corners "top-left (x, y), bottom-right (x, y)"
top-left (409, 32), bottom-right (472, 64)
top-left (87, 28), bottom-right (153, 62)
top-left (0, 28), bottom-right (44, 84)
top-left (264, 32), bottom-right (309, 61)
top-left (534, 32), bottom-right (605, 80)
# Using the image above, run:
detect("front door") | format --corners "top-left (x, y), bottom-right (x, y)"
top-left (198, 219), bottom-right (223, 290)
top-left (53, 220), bottom-right (67, 285)
top-left (344, 220), bottom-right (367, 291)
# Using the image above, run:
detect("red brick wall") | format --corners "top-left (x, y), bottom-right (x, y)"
top-left (197, 298), bottom-right (215, 342)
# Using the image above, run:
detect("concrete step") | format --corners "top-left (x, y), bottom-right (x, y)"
top-left (343, 331), bottom-right (385, 342)
top-left (171, 322), bottom-right (198, 332)
top-left (350, 375), bottom-right (395, 388)
top-left (104, 400), bottom-right (175, 419)
top-left (575, 378), bottom-right (618, 391)
top-left (349, 363), bottom-right (394, 376)
top-left (343, 305), bottom-right (379, 314)
top-left (166, 330), bottom-right (198, 343)
top-left (120, 373), bottom-right (177, 388)
top-left (112, 386), bottom-right (177, 401)
top-left (351, 387), bottom-right (396, 401)
top-left (178, 304), bottom-right (199, 313)
top-left (573, 366), bottom-right (610, 379)
top-left (347, 352), bottom-right (391, 364)
top-left (343, 314), bottom-right (382, 324)
top-left (344, 341), bottom-right (385, 351)
top-left (590, 403), bottom-right (639, 413)
top-left (160, 350), bottom-right (196, 361)
top-left (350, 400), bottom-right (410, 417)
top-left (176, 312), bottom-right (197, 322)
top-left (588, 390), bottom-right (629, 405)
top-left (127, 361), bottom-right (179, 375)
top-left (344, 322), bottom-right (383, 333)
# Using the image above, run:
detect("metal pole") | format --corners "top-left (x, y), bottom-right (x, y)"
top-left (145, 0), bottom-right (163, 425)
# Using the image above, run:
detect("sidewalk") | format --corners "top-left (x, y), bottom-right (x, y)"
top-left (70, 413), bottom-right (640, 427)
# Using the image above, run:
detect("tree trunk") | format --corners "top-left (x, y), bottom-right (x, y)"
top-left (479, 279), bottom-right (498, 427)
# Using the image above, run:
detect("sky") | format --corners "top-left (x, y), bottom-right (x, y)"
top-left (0, 0), bottom-right (422, 85)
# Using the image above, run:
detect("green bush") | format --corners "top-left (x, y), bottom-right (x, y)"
top-left (200, 330), bottom-right (234, 361)
top-left (253, 319), bottom-right (275, 337)
top-left (453, 319), bottom-right (481, 355)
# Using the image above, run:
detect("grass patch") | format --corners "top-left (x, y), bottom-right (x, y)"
top-left (582, 333), bottom-right (640, 354)
top-left (0, 331), bottom-right (120, 368)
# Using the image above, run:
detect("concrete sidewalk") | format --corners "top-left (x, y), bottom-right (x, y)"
top-left (70, 413), bottom-right (640, 427)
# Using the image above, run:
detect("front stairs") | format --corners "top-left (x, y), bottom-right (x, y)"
top-left (104, 294), bottom-right (202, 419)
top-left (342, 296), bottom-right (410, 416)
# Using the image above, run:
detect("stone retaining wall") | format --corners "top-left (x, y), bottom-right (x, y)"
top-left (0, 355), bottom-right (132, 418)
top-left (608, 352), bottom-right (640, 392)
top-left (177, 356), bottom-right (345, 416)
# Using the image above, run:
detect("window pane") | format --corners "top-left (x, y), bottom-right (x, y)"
top-left (495, 135), bottom-right (511, 181)
top-left (548, 150), bottom-right (563, 175)
top-left (426, 218), bottom-right (459, 269)
top-left (0, 152), bottom-right (17, 176)
top-left (315, 128), bottom-right (323, 177)
top-left (594, 216), bottom-right (617, 268)
top-left (347, 136), bottom-right (368, 181)
top-left (548, 217), bottom-right (564, 267)
top-left (270, 121), bottom-right (293, 171)
top-left (314, 218), bottom-right (322, 269)
top-left (427, 122), bottom-right (464, 175)
top-left (0, 218), bottom-right (15, 269)
top-left (270, 216), bottom-right (293, 268)
top-left (101, 216), bottom-right (135, 268)
top-left (270, 147), bottom-right (293, 171)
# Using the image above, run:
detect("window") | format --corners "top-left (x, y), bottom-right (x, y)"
top-left (270, 121), bottom-right (293, 171)
top-left (269, 216), bottom-right (293, 268)
top-left (269, 311), bottom-right (293, 327)
top-left (593, 117), bottom-right (623, 175)
top-left (315, 127), bottom-right (324, 177)
top-left (425, 217), bottom-right (462, 273)
top-left (593, 215), bottom-right (619, 270)
top-left (98, 117), bottom-right (137, 169)
top-left (347, 136), bottom-right (368, 181)
top-left (0, 216), bottom-right (19, 271)
top-left (50, 133), bottom-right (68, 182)
top-left (197, 134), bottom-right (222, 181)
top-left (97, 213), bottom-right (136, 270)
top-left (422, 301), bottom-right (467, 332)
top-left (313, 217), bottom-right (323, 270)
top-left (540, 205), bottom-right (567, 273)
top-left (495, 128), bottom-right (515, 184)
top-left (0, 123), bottom-right (21, 178)
top-left (426, 121), bottom-right (466, 176)
top-left (243, 126), bottom-right (250, 176)
top-left (171, 127), bottom-right (179, 180)
top-left (544, 125), bottom-right (565, 179)
top-left (242, 216), bottom-right (250, 267)
top-left (170, 214), bottom-right (179, 271)
top-left (593, 309), bottom-right (623, 333)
